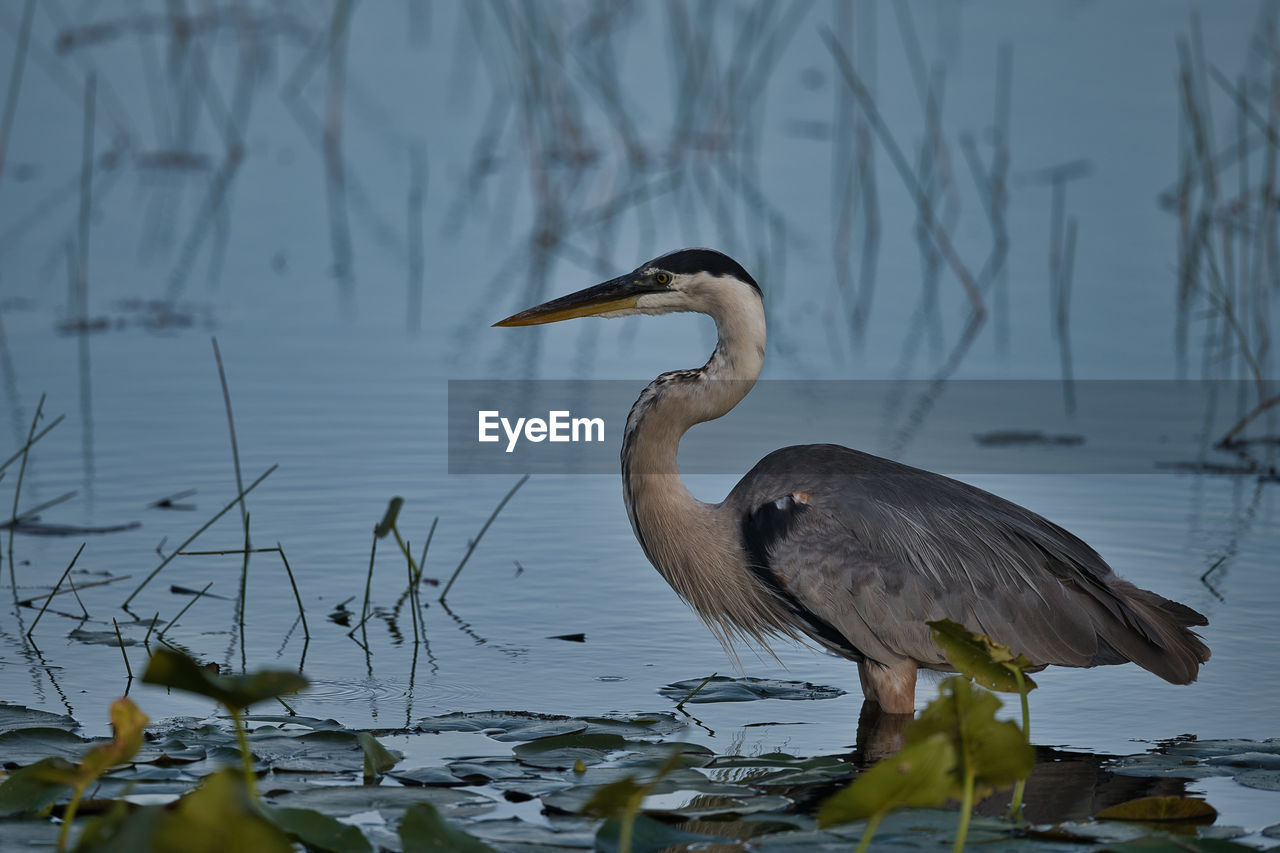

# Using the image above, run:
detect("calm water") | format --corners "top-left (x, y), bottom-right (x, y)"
top-left (1, 0), bottom-right (1277, 839)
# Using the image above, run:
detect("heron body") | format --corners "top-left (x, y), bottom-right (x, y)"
top-left (496, 248), bottom-right (1210, 714)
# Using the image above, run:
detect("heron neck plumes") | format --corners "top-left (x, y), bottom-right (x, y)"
top-left (620, 281), bottom-right (790, 650)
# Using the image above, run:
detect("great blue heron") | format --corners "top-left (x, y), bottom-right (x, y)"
top-left (495, 248), bottom-right (1210, 714)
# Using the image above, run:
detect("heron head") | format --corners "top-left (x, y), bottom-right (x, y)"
top-left (493, 248), bottom-right (761, 327)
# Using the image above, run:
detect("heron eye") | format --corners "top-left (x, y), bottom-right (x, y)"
top-left (654, 272), bottom-right (671, 286)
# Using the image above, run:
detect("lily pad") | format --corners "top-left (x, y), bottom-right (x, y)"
top-left (398, 800), bottom-right (495, 852)
top-left (1233, 769), bottom-right (1280, 791)
top-left (265, 805), bottom-right (373, 853)
top-left (389, 766), bottom-right (466, 787)
top-left (1095, 795), bottom-right (1218, 822)
top-left (658, 676), bottom-right (844, 703)
top-left (595, 814), bottom-right (731, 853)
top-left (0, 727), bottom-right (93, 766)
top-left (0, 703), bottom-right (79, 734)
top-left (265, 784), bottom-right (493, 818)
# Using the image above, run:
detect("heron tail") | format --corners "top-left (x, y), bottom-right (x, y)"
top-left (1096, 581), bottom-right (1210, 684)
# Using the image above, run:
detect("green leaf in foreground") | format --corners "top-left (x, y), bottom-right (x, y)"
top-left (398, 801), bottom-right (495, 852)
top-left (818, 733), bottom-right (957, 828)
top-left (927, 619), bottom-right (1038, 694)
top-left (76, 768), bottom-right (292, 853)
top-left (595, 814), bottom-right (729, 853)
top-left (1095, 795), bottom-right (1218, 822)
top-left (908, 677), bottom-right (1033, 795)
top-left (356, 732), bottom-right (399, 779)
top-left (141, 649), bottom-right (308, 711)
top-left (0, 757), bottom-right (75, 817)
top-left (264, 806), bottom-right (372, 853)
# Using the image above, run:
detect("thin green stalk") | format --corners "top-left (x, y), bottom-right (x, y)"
top-left (143, 612), bottom-right (159, 647)
top-left (676, 672), bottom-right (717, 710)
top-left (123, 464), bottom-right (276, 607)
top-left (276, 544), bottom-right (309, 639)
top-left (401, 533), bottom-right (420, 645)
top-left (440, 474), bottom-right (528, 602)
top-left (354, 528), bottom-right (377, 640)
top-left (416, 516), bottom-right (438, 589)
top-left (1007, 669), bottom-right (1031, 819)
top-left (8, 394), bottom-right (46, 584)
top-left (854, 812), bottom-right (883, 853)
top-left (57, 782), bottom-right (87, 852)
top-left (229, 707), bottom-right (258, 799)
top-left (111, 618), bottom-right (132, 678)
top-left (0, 0), bottom-right (36, 190)
top-left (160, 582), bottom-right (213, 637)
top-left (27, 542), bottom-right (85, 636)
top-left (954, 766), bottom-right (976, 853)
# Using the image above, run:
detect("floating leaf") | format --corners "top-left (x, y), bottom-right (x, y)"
top-left (595, 814), bottom-right (730, 853)
top-left (264, 805), bottom-right (373, 853)
top-left (1097, 838), bottom-right (1261, 852)
top-left (927, 619), bottom-right (1038, 694)
top-left (657, 676), bottom-right (844, 704)
top-left (141, 648), bottom-right (307, 711)
top-left (0, 703), bottom-right (79, 734)
top-left (817, 733), bottom-right (957, 827)
top-left (1096, 795), bottom-right (1217, 823)
top-left (398, 801), bottom-right (495, 852)
top-left (356, 732), bottom-right (399, 778)
top-left (0, 727), bottom-right (90, 765)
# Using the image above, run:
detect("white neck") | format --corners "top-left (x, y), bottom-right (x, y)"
top-left (620, 280), bottom-right (788, 649)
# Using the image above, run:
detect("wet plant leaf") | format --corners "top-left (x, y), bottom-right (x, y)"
top-left (658, 676), bottom-right (844, 703)
top-left (927, 619), bottom-right (1038, 693)
top-left (908, 677), bottom-right (1034, 793)
top-left (1095, 795), bottom-right (1218, 822)
top-left (0, 757), bottom-right (75, 817)
top-left (1097, 838), bottom-right (1261, 852)
top-left (376, 497), bottom-right (404, 538)
top-left (398, 801), bottom-right (495, 852)
top-left (0, 726), bottom-right (92, 765)
top-left (264, 805), bottom-right (373, 853)
top-left (1233, 769), bottom-right (1280, 791)
top-left (141, 648), bottom-right (307, 711)
top-left (389, 766), bottom-right (466, 786)
top-left (0, 703), bottom-right (79, 734)
top-left (595, 814), bottom-right (730, 853)
top-left (265, 784), bottom-right (492, 817)
top-left (356, 732), bottom-right (399, 778)
top-left (817, 733), bottom-right (957, 827)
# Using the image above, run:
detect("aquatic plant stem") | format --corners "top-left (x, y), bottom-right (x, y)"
top-left (439, 474), bottom-right (528, 602)
top-left (276, 544), bottom-right (309, 639)
top-left (230, 707), bottom-right (259, 800)
top-left (8, 393), bottom-right (46, 585)
top-left (123, 464), bottom-right (276, 608)
top-left (954, 766), bottom-right (976, 853)
top-left (27, 542), bottom-right (85, 636)
top-left (854, 813), bottom-right (882, 853)
top-left (57, 783), bottom-right (86, 852)
top-left (111, 618), bottom-right (132, 678)
top-left (1007, 669), bottom-right (1030, 819)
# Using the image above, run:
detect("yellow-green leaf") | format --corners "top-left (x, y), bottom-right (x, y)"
top-left (817, 733), bottom-right (958, 826)
top-left (927, 619), bottom-right (1038, 694)
top-left (1095, 795), bottom-right (1218, 822)
top-left (908, 676), bottom-right (1034, 792)
top-left (81, 698), bottom-right (149, 781)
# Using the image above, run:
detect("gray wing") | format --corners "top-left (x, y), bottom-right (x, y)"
top-left (726, 444), bottom-right (1209, 683)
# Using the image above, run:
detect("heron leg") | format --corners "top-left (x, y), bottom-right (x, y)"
top-left (857, 659), bottom-right (917, 715)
